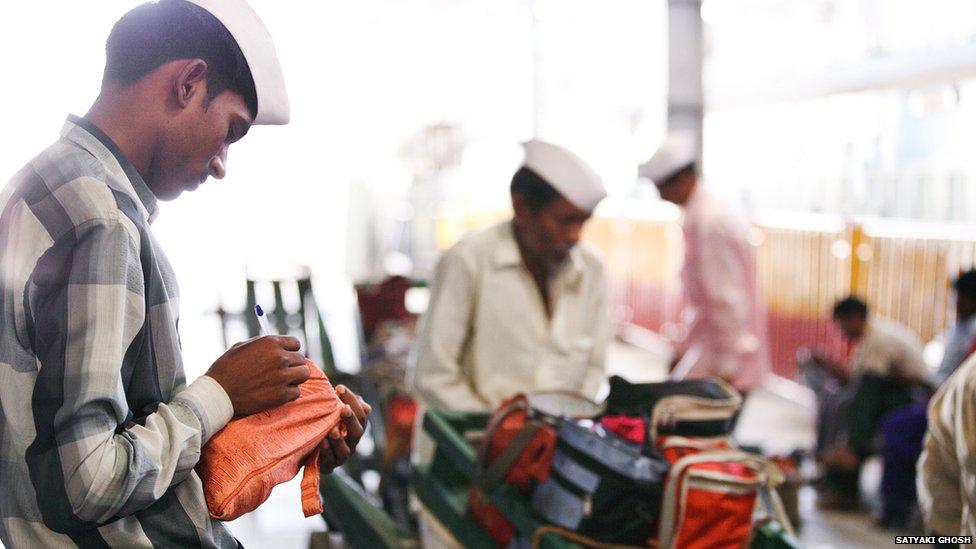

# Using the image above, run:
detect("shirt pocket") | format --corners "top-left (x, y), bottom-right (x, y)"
top-left (573, 336), bottom-right (594, 353)
top-left (556, 335), bottom-right (594, 376)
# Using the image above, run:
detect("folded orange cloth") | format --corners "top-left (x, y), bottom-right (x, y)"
top-left (197, 360), bottom-right (346, 521)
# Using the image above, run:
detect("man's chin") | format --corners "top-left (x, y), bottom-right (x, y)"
top-left (152, 183), bottom-right (192, 202)
top-left (173, 177), bottom-right (207, 198)
top-left (547, 252), bottom-right (570, 270)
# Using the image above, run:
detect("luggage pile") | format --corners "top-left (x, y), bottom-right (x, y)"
top-left (469, 376), bottom-right (796, 548)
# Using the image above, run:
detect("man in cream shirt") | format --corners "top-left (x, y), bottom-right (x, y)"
top-left (412, 140), bottom-right (610, 411)
top-left (919, 353), bottom-right (976, 535)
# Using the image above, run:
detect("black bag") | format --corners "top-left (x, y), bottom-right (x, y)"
top-left (605, 375), bottom-right (742, 440)
top-left (531, 419), bottom-right (669, 545)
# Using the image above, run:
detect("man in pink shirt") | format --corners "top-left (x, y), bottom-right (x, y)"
top-left (639, 132), bottom-right (770, 394)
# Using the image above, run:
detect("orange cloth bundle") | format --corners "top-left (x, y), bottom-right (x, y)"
top-left (197, 360), bottom-right (345, 520)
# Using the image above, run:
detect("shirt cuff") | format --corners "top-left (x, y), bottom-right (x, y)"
top-left (175, 375), bottom-right (234, 443)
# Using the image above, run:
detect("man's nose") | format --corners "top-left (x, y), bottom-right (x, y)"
top-left (565, 224), bottom-right (583, 247)
top-left (210, 145), bottom-right (228, 180)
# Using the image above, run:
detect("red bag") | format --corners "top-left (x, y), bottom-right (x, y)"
top-left (600, 414), bottom-right (647, 446)
top-left (656, 436), bottom-right (790, 549)
top-left (467, 485), bottom-right (515, 546)
top-left (467, 395), bottom-right (557, 545)
top-left (382, 395), bottom-right (418, 465)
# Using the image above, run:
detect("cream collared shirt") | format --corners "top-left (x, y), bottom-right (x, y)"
top-left (919, 354), bottom-right (976, 535)
top-left (412, 221), bottom-right (610, 411)
top-left (851, 316), bottom-right (926, 378)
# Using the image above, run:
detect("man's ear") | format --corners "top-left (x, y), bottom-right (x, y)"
top-left (174, 59), bottom-right (209, 110)
top-left (512, 193), bottom-right (532, 223)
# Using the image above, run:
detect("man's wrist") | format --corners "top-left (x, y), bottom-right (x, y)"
top-left (175, 376), bottom-right (235, 442)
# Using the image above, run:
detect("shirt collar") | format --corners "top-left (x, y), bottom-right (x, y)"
top-left (683, 183), bottom-right (706, 214)
top-left (493, 221), bottom-right (523, 268)
top-left (963, 315), bottom-right (976, 332)
top-left (61, 115), bottom-right (159, 223)
top-left (864, 318), bottom-right (878, 340)
top-left (493, 220), bottom-right (585, 285)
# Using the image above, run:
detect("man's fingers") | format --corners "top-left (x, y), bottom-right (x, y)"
top-left (284, 385), bottom-right (301, 402)
top-left (274, 335), bottom-right (302, 352)
top-left (328, 430), bottom-right (352, 463)
top-left (284, 362), bottom-right (310, 385)
top-left (281, 350), bottom-right (306, 366)
top-left (340, 405), bottom-right (365, 447)
top-left (336, 385), bottom-right (370, 422)
top-left (318, 438), bottom-right (338, 473)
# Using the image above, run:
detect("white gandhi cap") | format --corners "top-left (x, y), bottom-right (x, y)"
top-left (185, 0), bottom-right (290, 125)
top-left (638, 131), bottom-right (698, 184)
top-left (521, 140), bottom-right (607, 212)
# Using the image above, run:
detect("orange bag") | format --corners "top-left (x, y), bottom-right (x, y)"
top-left (196, 360), bottom-right (346, 521)
top-left (468, 395), bottom-right (557, 546)
top-left (656, 436), bottom-right (790, 549)
top-left (478, 395), bottom-right (557, 492)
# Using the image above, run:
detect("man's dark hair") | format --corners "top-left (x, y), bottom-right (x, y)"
top-left (953, 269), bottom-right (976, 300)
top-left (660, 163), bottom-right (696, 186)
top-left (103, 0), bottom-right (257, 117)
top-left (833, 296), bottom-right (868, 319)
top-left (510, 167), bottom-right (560, 212)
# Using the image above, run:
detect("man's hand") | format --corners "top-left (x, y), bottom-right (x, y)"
top-left (319, 385), bottom-right (373, 474)
top-left (890, 360), bottom-right (922, 383)
top-left (206, 336), bottom-right (310, 416)
top-left (890, 362), bottom-right (935, 393)
top-left (822, 444), bottom-right (860, 471)
top-left (799, 348), bottom-right (850, 385)
top-left (668, 351), bottom-right (684, 374)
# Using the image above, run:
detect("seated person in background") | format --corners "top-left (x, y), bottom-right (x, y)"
top-left (879, 269), bottom-right (976, 529)
top-left (931, 270), bottom-right (976, 386)
top-left (802, 296), bottom-right (926, 509)
top-left (411, 140), bottom-right (610, 412)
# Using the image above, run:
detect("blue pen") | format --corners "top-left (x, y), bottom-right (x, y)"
top-left (254, 304), bottom-right (274, 336)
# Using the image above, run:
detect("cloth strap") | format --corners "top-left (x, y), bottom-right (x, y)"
top-left (478, 421), bottom-right (544, 489)
top-left (475, 397), bottom-right (544, 490)
top-left (301, 447), bottom-right (323, 517)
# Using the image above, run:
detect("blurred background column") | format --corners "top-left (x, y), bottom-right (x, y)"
top-left (668, 0), bottom-right (704, 162)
